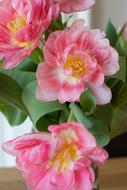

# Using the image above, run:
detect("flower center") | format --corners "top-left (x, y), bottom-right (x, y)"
top-left (48, 141), bottom-right (79, 172)
top-left (64, 54), bottom-right (87, 78)
top-left (7, 14), bottom-right (27, 33)
top-left (7, 14), bottom-right (33, 47)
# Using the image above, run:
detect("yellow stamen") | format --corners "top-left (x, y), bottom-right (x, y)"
top-left (64, 54), bottom-right (87, 78)
top-left (7, 14), bottom-right (33, 47)
top-left (47, 138), bottom-right (79, 172)
top-left (15, 40), bottom-right (33, 47)
top-left (7, 14), bottom-right (27, 33)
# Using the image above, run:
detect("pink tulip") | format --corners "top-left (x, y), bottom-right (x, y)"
top-left (36, 19), bottom-right (119, 105)
top-left (53, 0), bottom-right (95, 13)
top-left (3, 122), bottom-right (108, 190)
top-left (0, 0), bottom-right (59, 68)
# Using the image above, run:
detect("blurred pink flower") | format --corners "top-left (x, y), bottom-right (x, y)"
top-left (53, 0), bottom-right (95, 13)
top-left (3, 122), bottom-right (108, 190)
top-left (36, 19), bottom-right (119, 104)
top-left (0, 0), bottom-right (59, 68)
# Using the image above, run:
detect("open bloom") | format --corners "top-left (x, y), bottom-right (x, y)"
top-left (36, 19), bottom-right (119, 104)
top-left (0, 0), bottom-right (59, 68)
top-left (53, 0), bottom-right (95, 13)
top-left (3, 122), bottom-right (108, 190)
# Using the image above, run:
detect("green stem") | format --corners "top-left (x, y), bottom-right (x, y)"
top-left (67, 109), bottom-right (75, 122)
top-left (118, 23), bottom-right (126, 39)
top-left (30, 47), bottom-right (43, 64)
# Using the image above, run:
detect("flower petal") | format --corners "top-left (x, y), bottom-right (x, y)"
top-left (59, 0), bottom-right (95, 13)
top-left (102, 47), bottom-right (119, 76)
top-left (72, 166), bottom-right (94, 190)
top-left (35, 168), bottom-right (74, 190)
top-left (88, 83), bottom-right (112, 105)
top-left (58, 81), bottom-right (84, 103)
top-left (86, 146), bottom-right (109, 164)
top-left (49, 122), bottom-right (96, 149)
top-left (2, 132), bottom-right (51, 156)
top-left (50, 170), bottom-right (74, 190)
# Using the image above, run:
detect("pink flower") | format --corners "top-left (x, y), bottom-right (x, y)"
top-left (3, 122), bottom-right (108, 190)
top-left (53, 0), bottom-right (95, 13)
top-left (36, 19), bottom-right (119, 104)
top-left (0, 0), bottom-right (59, 68)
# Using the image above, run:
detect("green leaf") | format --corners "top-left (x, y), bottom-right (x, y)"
top-left (115, 41), bottom-right (127, 57)
top-left (0, 101), bottom-right (27, 126)
top-left (0, 58), bottom-right (4, 68)
top-left (69, 103), bottom-right (93, 128)
top-left (63, 15), bottom-right (73, 27)
top-left (0, 69), bottom-right (36, 88)
top-left (0, 72), bottom-right (27, 112)
top-left (94, 135), bottom-right (110, 147)
top-left (22, 81), bottom-right (67, 130)
top-left (59, 110), bottom-right (69, 123)
top-left (116, 85), bottom-right (127, 108)
top-left (30, 47), bottom-right (43, 64)
top-left (80, 90), bottom-right (96, 115)
top-left (16, 57), bottom-right (37, 71)
top-left (94, 104), bottom-right (113, 124)
top-left (110, 107), bottom-right (127, 139)
top-left (106, 20), bottom-right (118, 47)
top-left (89, 118), bottom-right (110, 147)
top-left (45, 15), bottom-right (65, 40)
top-left (36, 111), bottom-right (60, 131)
top-left (111, 80), bottom-right (124, 105)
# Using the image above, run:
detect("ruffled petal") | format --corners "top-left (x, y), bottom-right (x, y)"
top-left (49, 122), bottom-right (96, 149)
top-left (22, 164), bottom-right (50, 189)
top-left (84, 146), bottom-right (109, 164)
top-left (88, 83), bottom-right (112, 105)
top-left (72, 166), bottom-right (94, 190)
top-left (59, 0), bottom-right (95, 13)
top-left (50, 170), bottom-right (74, 190)
top-left (35, 168), bottom-right (74, 190)
top-left (2, 132), bottom-right (51, 156)
top-left (58, 81), bottom-right (84, 103)
top-left (102, 47), bottom-right (119, 76)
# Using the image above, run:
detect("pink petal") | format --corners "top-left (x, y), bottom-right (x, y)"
top-left (36, 85), bottom-right (58, 102)
top-left (50, 170), bottom-right (74, 190)
top-left (16, 143), bottom-right (52, 171)
top-left (59, 0), bottom-right (95, 13)
top-left (102, 47), bottom-right (119, 76)
top-left (86, 146), bottom-right (109, 164)
top-left (36, 62), bottom-right (65, 102)
top-left (3, 48), bottom-right (32, 69)
top-left (72, 166), bottom-right (94, 190)
top-left (88, 83), bottom-right (112, 105)
top-left (2, 132), bottom-right (51, 156)
top-left (58, 81), bottom-right (84, 103)
top-left (89, 68), bottom-right (104, 86)
top-left (49, 122), bottom-right (97, 149)
top-left (35, 167), bottom-right (74, 190)
top-left (0, 0), bottom-right (58, 69)
top-left (36, 63), bottom-right (62, 91)
top-left (71, 19), bottom-right (85, 30)
top-left (22, 164), bottom-right (50, 189)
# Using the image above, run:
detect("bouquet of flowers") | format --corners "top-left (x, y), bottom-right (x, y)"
top-left (1, 0), bottom-right (127, 189)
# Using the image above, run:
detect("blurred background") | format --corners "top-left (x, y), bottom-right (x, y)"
top-left (0, 0), bottom-right (127, 168)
